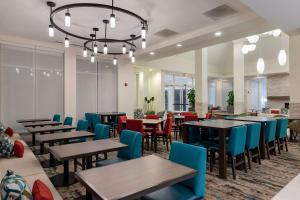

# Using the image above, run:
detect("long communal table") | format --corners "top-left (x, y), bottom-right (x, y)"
top-left (22, 121), bottom-right (61, 127)
top-left (16, 118), bottom-right (51, 123)
top-left (75, 155), bottom-right (197, 200)
top-left (182, 119), bottom-right (254, 179)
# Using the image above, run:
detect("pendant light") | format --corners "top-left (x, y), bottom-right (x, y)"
top-left (113, 57), bottom-right (117, 65)
top-left (273, 29), bottom-right (281, 37)
top-left (129, 48), bottom-right (133, 57)
top-left (142, 39), bottom-right (146, 49)
top-left (64, 35), bottom-right (69, 48)
top-left (48, 25), bottom-right (54, 37)
top-left (241, 45), bottom-right (249, 55)
top-left (91, 54), bottom-right (95, 63)
top-left (141, 24), bottom-right (146, 39)
top-left (103, 20), bottom-right (109, 54)
top-left (257, 58), bottom-right (265, 74)
top-left (246, 35), bottom-right (259, 44)
top-left (122, 44), bottom-right (126, 54)
top-left (83, 48), bottom-right (87, 57)
top-left (110, 0), bottom-right (116, 28)
top-left (131, 55), bottom-right (135, 63)
top-left (93, 43), bottom-right (98, 53)
top-left (129, 34), bottom-right (135, 58)
top-left (65, 9), bottom-right (71, 27)
top-left (92, 28), bottom-right (99, 54)
top-left (278, 50), bottom-right (287, 66)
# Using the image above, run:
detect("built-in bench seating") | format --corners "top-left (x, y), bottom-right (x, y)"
top-left (0, 133), bottom-right (62, 200)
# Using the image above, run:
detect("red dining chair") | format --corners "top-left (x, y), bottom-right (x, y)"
top-left (145, 114), bottom-right (159, 119)
top-left (184, 115), bottom-right (199, 122)
top-left (180, 112), bottom-right (194, 116)
top-left (154, 117), bottom-right (173, 151)
top-left (117, 116), bottom-right (127, 135)
top-left (205, 113), bottom-right (212, 119)
top-left (126, 119), bottom-right (149, 154)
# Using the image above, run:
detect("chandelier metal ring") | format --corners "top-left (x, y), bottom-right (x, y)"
top-left (48, 2), bottom-right (148, 43)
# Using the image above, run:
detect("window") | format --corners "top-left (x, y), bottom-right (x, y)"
top-left (164, 73), bottom-right (194, 112)
top-left (208, 80), bottom-right (216, 107)
top-left (0, 44), bottom-right (64, 130)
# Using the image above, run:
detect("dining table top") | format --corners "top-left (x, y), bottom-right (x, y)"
top-left (98, 112), bottom-right (126, 116)
top-left (36, 131), bottom-right (94, 143)
top-left (75, 155), bottom-right (197, 200)
top-left (183, 119), bottom-right (254, 129)
top-left (49, 139), bottom-right (127, 161)
top-left (232, 116), bottom-right (276, 122)
top-left (22, 121), bottom-right (62, 127)
top-left (16, 118), bottom-right (51, 123)
top-left (123, 119), bottom-right (165, 125)
top-left (26, 125), bottom-right (76, 133)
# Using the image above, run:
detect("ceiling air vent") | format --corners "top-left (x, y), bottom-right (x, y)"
top-left (203, 4), bottom-right (237, 20)
top-left (154, 29), bottom-right (179, 38)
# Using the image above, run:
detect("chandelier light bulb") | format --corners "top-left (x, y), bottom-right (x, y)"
top-left (241, 45), bottom-right (249, 54)
top-left (142, 39), bottom-right (146, 49)
top-left (64, 36), bottom-right (69, 48)
top-left (110, 14), bottom-right (116, 28)
top-left (278, 49), bottom-right (287, 66)
top-left (122, 44), bottom-right (126, 54)
top-left (65, 10), bottom-right (71, 27)
top-left (83, 48), bottom-right (87, 57)
top-left (131, 55), bottom-right (135, 63)
top-left (129, 49), bottom-right (133, 57)
top-left (257, 57), bottom-right (265, 74)
top-left (246, 35), bottom-right (259, 44)
top-left (273, 29), bottom-right (282, 37)
top-left (91, 54), bottom-right (95, 63)
top-left (141, 27), bottom-right (146, 39)
top-left (103, 44), bottom-right (108, 54)
top-left (93, 44), bottom-right (98, 54)
top-left (248, 44), bottom-right (256, 52)
top-left (48, 25), bottom-right (54, 37)
top-left (113, 57), bottom-right (117, 65)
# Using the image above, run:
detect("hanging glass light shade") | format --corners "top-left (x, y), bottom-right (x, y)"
top-left (257, 57), bottom-right (265, 74)
top-left (278, 49), bottom-right (287, 66)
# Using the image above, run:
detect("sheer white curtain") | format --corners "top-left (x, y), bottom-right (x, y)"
top-left (0, 44), bottom-right (64, 130)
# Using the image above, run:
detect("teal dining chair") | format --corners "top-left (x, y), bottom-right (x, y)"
top-left (265, 120), bottom-right (277, 159)
top-left (142, 142), bottom-right (207, 200)
top-left (91, 114), bottom-right (101, 130)
top-left (63, 116), bottom-right (73, 126)
top-left (94, 124), bottom-right (110, 140)
top-left (275, 118), bottom-right (289, 154)
top-left (69, 119), bottom-right (88, 144)
top-left (52, 114), bottom-right (61, 122)
top-left (209, 126), bottom-right (247, 179)
top-left (96, 130), bottom-right (142, 167)
top-left (85, 113), bottom-right (94, 130)
top-left (245, 123), bottom-right (261, 169)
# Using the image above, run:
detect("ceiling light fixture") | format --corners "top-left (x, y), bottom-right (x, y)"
top-left (122, 44), bottom-right (126, 54)
top-left (47, 1), bottom-right (148, 62)
top-left (177, 43), bottom-right (182, 47)
top-left (278, 49), bottom-right (287, 66)
top-left (273, 29), bottom-right (282, 37)
top-left (241, 45), bottom-right (249, 54)
top-left (246, 35), bottom-right (259, 43)
top-left (142, 39), bottom-right (146, 49)
top-left (149, 52), bottom-right (155, 55)
top-left (131, 55), bottom-right (135, 63)
top-left (248, 44), bottom-right (256, 51)
top-left (113, 57), bottom-right (117, 65)
top-left (214, 31), bottom-right (222, 37)
top-left (91, 54), bottom-right (95, 63)
top-left (83, 48), bottom-right (87, 57)
top-left (257, 57), bottom-right (265, 74)
top-left (64, 35), bottom-right (69, 48)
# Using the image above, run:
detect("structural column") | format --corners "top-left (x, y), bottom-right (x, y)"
top-left (289, 34), bottom-right (300, 118)
top-left (233, 40), bottom-right (245, 114)
top-left (195, 48), bottom-right (208, 116)
top-left (64, 47), bottom-right (77, 122)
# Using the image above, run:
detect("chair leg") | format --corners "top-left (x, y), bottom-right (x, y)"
top-left (142, 138), bottom-right (144, 155)
top-left (257, 147), bottom-right (262, 165)
top-left (74, 158), bottom-right (77, 172)
top-left (266, 142), bottom-right (270, 159)
top-left (231, 156), bottom-right (236, 180)
top-left (246, 149), bottom-right (252, 170)
top-left (243, 152), bottom-right (247, 173)
top-left (284, 137), bottom-right (288, 152)
top-left (277, 139), bottom-right (281, 154)
top-left (209, 151), bottom-right (214, 172)
top-left (273, 140), bottom-right (277, 156)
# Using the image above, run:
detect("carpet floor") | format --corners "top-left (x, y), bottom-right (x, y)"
top-left (21, 133), bottom-right (300, 200)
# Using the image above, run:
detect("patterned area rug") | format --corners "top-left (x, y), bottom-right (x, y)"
top-left (21, 133), bottom-right (300, 200)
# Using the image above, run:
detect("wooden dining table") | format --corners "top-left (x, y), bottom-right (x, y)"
top-left (98, 112), bottom-right (126, 123)
top-left (16, 118), bottom-right (51, 123)
top-left (22, 121), bottom-right (61, 127)
top-left (182, 119), bottom-right (254, 179)
top-left (48, 139), bottom-right (127, 187)
top-left (75, 155), bottom-right (197, 200)
top-left (26, 125), bottom-right (76, 146)
top-left (228, 116), bottom-right (275, 159)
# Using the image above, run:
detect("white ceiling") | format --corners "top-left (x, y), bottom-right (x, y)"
top-left (0, 0), bottom-right (264, 55)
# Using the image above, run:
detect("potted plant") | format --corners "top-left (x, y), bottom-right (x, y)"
top-left (144, 96), bottom-right (155, 114)
top-left (187, 88), bottom-right (195, 111)
top-left (227, 90), bottom-right (234, 113)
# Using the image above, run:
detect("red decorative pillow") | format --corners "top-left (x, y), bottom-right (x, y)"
top-left (32, 179), bottom-right (54, 200)
top-left (5, 127), bottom-right (14, 137)
top-left (13, 140), bottom-right (24, 158)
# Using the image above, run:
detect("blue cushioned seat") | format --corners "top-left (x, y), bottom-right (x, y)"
top-left (94, 124), bottom-right (109, 140)
top-left (265, 120), bottom-right (277, 159)
top-left (52, 114), bottom-right (60, 122)
top-left (96, 130), bottom-right (142, 167)
top-left (245, 123), bottom-right (261, 169)
top-left (275, 118), bottom-right (289, 154)
top-left (69, 119), bottom-right (88, 143)
top-left (142, 142), bottom-right (207, 200)
top-left (85, 113), bottom-right (94, 130)
top-left (63, 116), bottom-right (73, 126)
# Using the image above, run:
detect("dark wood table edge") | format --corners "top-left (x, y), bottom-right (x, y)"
top-left (16, 118), bottom-right (51, 123)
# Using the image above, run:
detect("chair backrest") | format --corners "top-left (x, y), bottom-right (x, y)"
top-left (117, 130), bottom-right (142, 159)
top-left (63, 117), bottom-right (73, 126)
top-left (245, 123), bottom-right (261, 150)
top-left (76, 119), bottom-right (88, 131)
top-left (180, 112), bottom-right (193, 116)
top-left (276, 118), bottom-right (288, 139)
top-left (85, 113), bottom-right (94, 129)
top-left (52, 114), bottom-right (61, 122)
top-left (118, 116), bottom-right (127, 134)
top-left (126, 119), bottom-right (144, 133)
top-left (145, 114), bottom-right (159, 119)
top-left (91, 114), bottom-right (101, 129)
top-left (205, 113), bottom-right (212, 119)
top-left (228, 126), bottom-right (247, 156)
top-left (169, 142), bottom-right (206, 198)
top-left (265, 120), bottom-right (277, 142)
top-left (94, 124), bottom-right (109, 140)
top-left (184, 115), bottom-right (198, 122)
top-left (163, 117), bottom-right (173, 135)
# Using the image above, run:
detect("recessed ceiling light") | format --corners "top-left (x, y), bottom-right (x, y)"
top-left (214, 31), bottom-right (222, 37)
top-left (149, 52), bottom-right (155, 55)
top-left (176, 43), bottom-right (182, 47)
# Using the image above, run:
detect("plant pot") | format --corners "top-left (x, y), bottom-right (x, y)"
top-left (227, 105), bottom-right (234, 113)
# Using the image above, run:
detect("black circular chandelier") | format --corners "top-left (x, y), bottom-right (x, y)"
top-left (47, 1), bottom-right (148, 65)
